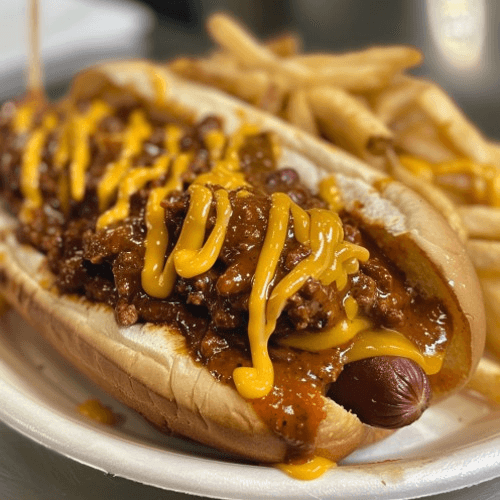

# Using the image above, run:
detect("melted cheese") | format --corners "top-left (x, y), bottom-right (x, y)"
top-left (343, 329), bottom-right (445, 375)
top-left (77, 398), bottom-right (117, 425)
top-left (318, 175), bottom-right (343, 211)
top-left (70, 100), bottom-right (113, 202)
top-left (141, 153), bottom-right (191, 298)
top-left (97, 109), bottom-right (153, 210)
top-left (234, 194), bottom-right (369, 399)
top-left (20, 112), bottom-right (58, 221)
top-left (281, 317), bottom-right (371, 352)
top-left (233, 192), bottom-right (290, 399)
top-left (191, 123), bottom-right (261, 190)
top-left (399, 154), bottom-right (500, 206)
top-left (174, 188), bottom-right (232, 277)
top-left (96, 154), bottom-right (171, 229)
top-left (12, 103), bottom-right (37, 134)
top-left (276, 456), bottom-right (336, 480)
top-left (11, 95), bottom-right (447, 404)
top-left (204, 129), bottom-right (226, 161)
top-left (146, 65), bottom-right (169, 105)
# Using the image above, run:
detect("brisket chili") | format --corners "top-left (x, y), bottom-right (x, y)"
top-left (0, 97), bottom-right (450, 461)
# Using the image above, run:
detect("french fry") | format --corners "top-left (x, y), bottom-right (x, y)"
top-left (206, 13), bottom-right (311, 84)
top-left (396, 127), bottom-right (456, 164)
top-left (256, 73), bottom-right (289, 114)
top-left (290, 45), bottom-right (423, 70)
top-left (372, 75), bottom-right (428, 125)
top-left (308, 85), bottom-right (393, 158)
top-left (306, 64), bottom-right (399, 93)
top-left (170, 57), bottom-right (276, 109)
top-left (285, 89), bottom-right (319, 136)
top-left (466, 356), bottom-right (500, 405)
top-left (417, 83), bottom-right (493, 165)
top-left (388, 153), bottom-right (468, 241)
top-left (458, 205), bottom-right (500, 239)
top-left (265, 32), bottom-right (302, 57)
top-left (467, 239), bottom-right (500, 272)
top-left (477, 274), bottom-right (500, 359)
top-left (206, 14), bottom-right (404, 92)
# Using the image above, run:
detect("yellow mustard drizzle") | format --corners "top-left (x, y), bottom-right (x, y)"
top-left (70, 100), bottom-right (113, 202)
top-left (146, 65), bottom-right (169, 105)
top-left (12, 94), bottom-right (447, 401)
top-left (233, 192), bottom-right (291, 399)
top-left (344, 329), bottom-right (445, 375)
top-left (399, 154), bottom-right (500, 206)
top-left (281, 317), bottom-right (371, 352)
top-left (281, 292), bottom-right (444, 376)
top-left (97, 109), bottom-right (153, 210)
top-left (159, 183), bottom-right (213, 296)
top-left (192, 124), bottom-right (260, 190)
top-left (12, 103), bottom-right (37, 134)
top-left (174, 188), bottom-right (232, 278)
top-left (141, 153), bottom-right (191, 298)
top-left (204, 129), bottom-right (226, 161)
top-left (276, 456), bottom-right (336, 480)
top-left (318, 175), bottom-right (343, 212)
top-left (165, 124), bottom-right (183, 155)
top-left (343, 295), bottom-right (358, 320)
top-left (96, 154), bottom-right (171, 229)
top-left (20, 112), bottom-right (58, 221)
top-left (232, 193), bottom-right (370, 399)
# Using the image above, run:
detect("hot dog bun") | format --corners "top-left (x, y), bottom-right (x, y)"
top-left (0, 61), bottom-right (486, 465)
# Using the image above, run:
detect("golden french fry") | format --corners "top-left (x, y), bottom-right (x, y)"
top-left (458, 205), bottom-right (500, 239)
top-left (207, 14), bottom-right (400, 92)
top-left (372, 75), bottom-right (429, 124)
top-left (467, 239), bottom-right (500, 272)
top-left (256, 73), bottom-right (289, 114)
top-left (417, 83), bottom-right (493, 165)
top-left (290, 45), bottom-right (423, 70)
top-left (488, 141), bottom-right (500, 165)
top-left (308, 64), bottom-right (398, 93)
top-left (308, 85), bottom-right (393, 157)
top-left (388, 153), bottom-right (468, 241)
top-left (206, 12), bottom-right (311, 83)
top-left (265, 32), bottom-right (302, 57)
top-left (477, 274), bottom-right (500, 359)
top-left (466, 356), bottom-right (500, 405)
top-left (169, 57), bottom-right (276, 108)
top-left (285, 89), bottom-right (319, 136)
top-left (396, 127), bottom-right (456, 164)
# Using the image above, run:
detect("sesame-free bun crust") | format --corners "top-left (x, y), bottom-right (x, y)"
top-left (0, 61), bottom-right (485, 464)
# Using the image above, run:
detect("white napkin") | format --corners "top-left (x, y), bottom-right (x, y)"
top-left (0, 0), bottom-right (154, 99)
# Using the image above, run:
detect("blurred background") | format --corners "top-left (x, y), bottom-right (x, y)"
top-left (141, 0), bottom-right (499, 138)
top-left (1, 0), bottom-right (499, 138)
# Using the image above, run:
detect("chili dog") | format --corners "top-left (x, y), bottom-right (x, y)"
top-left (0, 61), bottom-right (485, 476)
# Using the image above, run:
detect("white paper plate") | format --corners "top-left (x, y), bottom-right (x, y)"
top-left (0, 308), bottom-right (499, 500)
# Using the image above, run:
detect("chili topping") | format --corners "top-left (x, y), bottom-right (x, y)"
top-left (0, 90), bottom-right (451, 461)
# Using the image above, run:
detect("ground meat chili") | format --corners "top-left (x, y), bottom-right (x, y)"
top-left (0, 95), bottom-right (452, 463)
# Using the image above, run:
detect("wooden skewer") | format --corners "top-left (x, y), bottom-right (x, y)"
top-left (27, 0), bottom-right (45, 99)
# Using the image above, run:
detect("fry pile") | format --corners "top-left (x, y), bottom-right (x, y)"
top-left (169, 13), bottom-right (500, 383)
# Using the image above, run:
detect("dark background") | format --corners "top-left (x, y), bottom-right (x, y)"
top-left (133, 0), bottom-right (499, 140)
